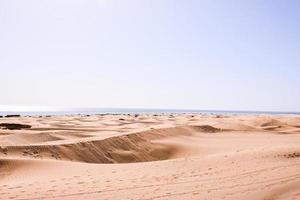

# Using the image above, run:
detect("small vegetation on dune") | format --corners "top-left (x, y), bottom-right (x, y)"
top-left (0, 123), bottom-right (31, 130)
top-left (5, 115), bottom-right (21, 118)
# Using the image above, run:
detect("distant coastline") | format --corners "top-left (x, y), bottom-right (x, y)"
top-left (0, 108), bottom-right (299, 116)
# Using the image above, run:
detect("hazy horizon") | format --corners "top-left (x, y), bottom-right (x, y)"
top-left (1, 0), bottom-right (300, 112)
top-left (1, 105), bottom-right (300, 114)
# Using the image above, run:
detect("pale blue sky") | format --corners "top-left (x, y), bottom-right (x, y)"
top-left (0, 0), bottom-right (299, 111)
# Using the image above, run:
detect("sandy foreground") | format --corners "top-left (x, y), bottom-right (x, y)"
top-left (0, 114), bottom-right (300, 200)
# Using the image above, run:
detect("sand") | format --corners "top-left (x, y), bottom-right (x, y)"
top-left (0, 114), bottom-right (300, 200)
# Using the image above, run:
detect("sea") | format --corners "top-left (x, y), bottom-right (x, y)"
top-left (0, 107), bottom-right (299, 116)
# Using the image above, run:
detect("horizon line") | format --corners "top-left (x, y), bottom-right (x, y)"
top-left (0, 105), bottom-right (299, 114)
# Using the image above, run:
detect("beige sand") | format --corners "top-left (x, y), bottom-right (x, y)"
top-left (0, 114), bottom-right (300, 200)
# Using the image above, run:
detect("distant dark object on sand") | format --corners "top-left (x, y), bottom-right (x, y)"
top-left (0, 123), bottom-right (31, 130)
top-left (0, 116), bottom-right (3, 118)
top-left (5, 115), bottom-right (21, 118)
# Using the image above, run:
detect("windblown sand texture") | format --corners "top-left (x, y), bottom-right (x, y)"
top-left (0, 114), bottom-right (300, 200)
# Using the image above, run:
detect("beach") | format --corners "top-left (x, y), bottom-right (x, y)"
top-left (0, 113), bottom-right (300, 200)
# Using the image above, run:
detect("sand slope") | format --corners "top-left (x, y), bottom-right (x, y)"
top-left (0, 114), bottom-right (300, 200)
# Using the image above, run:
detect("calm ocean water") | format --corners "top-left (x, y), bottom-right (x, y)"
top-left (0, 108), bottom-right (299, 116)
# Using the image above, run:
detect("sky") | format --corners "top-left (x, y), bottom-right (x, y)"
top-left (0, 0), bottom-right (300, 112)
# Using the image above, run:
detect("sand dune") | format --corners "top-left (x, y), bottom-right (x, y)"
top-left (1, 125), bottom-right (220, 163)
top-left (0, 114), bottom-right (300, 200)
top-left (0, 132), bottom-right (63, 146)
